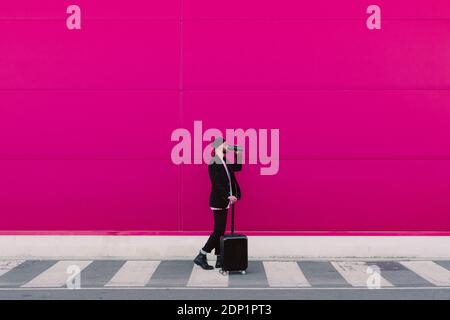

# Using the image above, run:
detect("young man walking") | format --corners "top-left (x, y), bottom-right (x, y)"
top-left (194, 137), bottom-right (242, 270)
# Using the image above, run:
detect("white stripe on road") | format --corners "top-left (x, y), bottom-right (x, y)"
top-left (187, 265), bottom-right (228, 287)
top-left (331, 262), bottom-right (393, 287)
top-left (105, 261), bottom-right (160, 287)
top-left (0, 260), bottom-right (25, 277)
top-left (22, 261), bottom-right (92, 288)
top-left (400, 261), bottom-right (450, 286)
top-left (263, 262), bottom-right (310, 287)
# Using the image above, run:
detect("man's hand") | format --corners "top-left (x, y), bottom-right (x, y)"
top-left (228, 196), bottom-right (238, 204)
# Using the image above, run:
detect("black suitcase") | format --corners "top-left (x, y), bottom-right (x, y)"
top-left (219, 203), bottom-right (248, 274)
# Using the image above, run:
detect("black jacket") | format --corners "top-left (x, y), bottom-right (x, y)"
top-left (209, 154), bottom-right (242, 208)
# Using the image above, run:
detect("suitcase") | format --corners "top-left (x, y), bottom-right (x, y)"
top-left (219, 203), bottom-right (248, 274)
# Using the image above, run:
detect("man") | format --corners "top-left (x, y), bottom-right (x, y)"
top-left (194, 137), bottom-right (242, 270)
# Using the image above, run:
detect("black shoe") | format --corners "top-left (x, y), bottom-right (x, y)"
top-left (215, 256), bottom-right (222, 269)
top-left (194, 253), bottom-right (214, 270)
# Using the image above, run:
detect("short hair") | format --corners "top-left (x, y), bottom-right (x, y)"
top-left (211, 137), bottom-right (225, 149)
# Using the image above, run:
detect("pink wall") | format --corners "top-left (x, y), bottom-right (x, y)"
top-left (1, 1), bottom-right (450, 233)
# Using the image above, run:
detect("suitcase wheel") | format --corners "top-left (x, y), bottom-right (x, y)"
top-left (241, 270), bottom-right (246, 275)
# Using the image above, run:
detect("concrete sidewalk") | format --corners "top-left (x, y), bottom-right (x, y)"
top-left (1, 236), bottom-right (450, 259)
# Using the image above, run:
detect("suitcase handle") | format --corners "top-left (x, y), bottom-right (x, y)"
top-left (230, 203), bottom-right (235, 234)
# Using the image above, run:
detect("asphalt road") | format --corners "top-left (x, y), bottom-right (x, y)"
top-left (1, 287), bottom-right (450, 300)
top-left (1, 259), bottom-right (450, 300)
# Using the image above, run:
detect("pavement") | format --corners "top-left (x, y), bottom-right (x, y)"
top-left (1, 259), bottom-right (450, 299)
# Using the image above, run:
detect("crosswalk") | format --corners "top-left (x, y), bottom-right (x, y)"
top-left (105, 261), bottom-right (160, 287)
top-left (22, 260), bottom-right (91, 288)
top-left (0, 260), bottom-right (24, 278)
top-left (331, 261), bottom-right (393, 287)
top-left (400, 261), bottom-right (450, 286)
top-left (0, 260), bottom-right (449, 289)
top-left (263, 261), bottom-right (310, 287)
top-left (188, 265), bottom-right (229, 287)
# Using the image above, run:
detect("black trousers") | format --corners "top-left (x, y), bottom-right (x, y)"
top-left (202, 209), bottom-right (228, 255)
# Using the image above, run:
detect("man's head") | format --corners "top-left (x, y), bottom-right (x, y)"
top-left (212, 137), bottom-right (228, 155)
